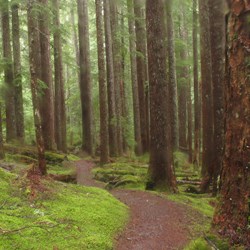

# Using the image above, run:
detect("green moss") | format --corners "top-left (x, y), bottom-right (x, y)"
top-left (185, 238), bottom-right (210, 250)
top-left (47, 164), bottom-right (75, 176)
top-left (0, 168), bottom-right (128, 250)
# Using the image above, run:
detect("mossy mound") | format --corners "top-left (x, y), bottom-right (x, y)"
top-left (0, 168), bottom-right (128, 249)
top-left (93, 162), bottom-right (147, 189)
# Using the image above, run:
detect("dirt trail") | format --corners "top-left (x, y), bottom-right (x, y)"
top-left (75, 160), bottom-right (197, 250)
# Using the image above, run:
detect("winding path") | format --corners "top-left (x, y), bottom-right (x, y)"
top-left (76, 159), bottom-right (199, 250)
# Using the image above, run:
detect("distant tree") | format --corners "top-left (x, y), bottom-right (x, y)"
top-left (165, 0), bottom-right (179, 150)
top-left (38, 0), bottom-right (55, 150)
top-left (0, 102), bottom-right (4, 159)
top-left (134, 0), bottom-right (149, 153)
top-left (213, 1), bottom-right (250, 246)
top-left (103, 0), bottom-right (118, 157)
top-left (192, 0), bottom-right (200, 168)
top-left (146, 0), bottom-right (176, 191)
top-left (95, 0), bottom-right (109, 164)
top-left (11, 3), bottom-right (24, 143)
top-left (53, 0), bottom-right (67, 152)
top-left (127, 0), bottom-right (143, 155)
top-left (110, 0), bottom-right (123, 156)
top-left (199, 0), bottom-right (213, 192)
top-left (178, 11), bottom-right (188, 150)
top-left (27, 0), bottom-right (46, 175)
top-left (1, 0), bottom-right (17, 142)
top-left (77, 0), bottom-right (93, 155)
top-left (208, 0), bottom-right (225, 195)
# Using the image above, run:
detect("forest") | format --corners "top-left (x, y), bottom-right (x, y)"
top-left (0, 0), bottom-right (249, 249)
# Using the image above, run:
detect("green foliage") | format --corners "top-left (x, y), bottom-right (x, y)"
top-left (185, 238), bottom-right (210, 250)
top-left (0, 168), bottom-right (128, 249)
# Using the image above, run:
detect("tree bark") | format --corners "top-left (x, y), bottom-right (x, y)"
top-left (27, 0), bottom-right (47, 175)
top-left (146, 0), bottom-right (177, 191)
top-left (110, 0), bottom-right (123, 156)
top-left (11, 3), bottom-right (24, 143)
top-left (77, 0), bottom-right (93, 155)
top-left (0, 102), bottom-right (4, 159)
top-left (53, 0), bottom-right (67, 153)
top-left (103, 0), bottom-right (118, 157)
top-left (192, 0), bottom-right (200, 168)
top-left (178, 11), bottom-right (189, 150)
top-left (127, 0), bottom-right (143, 156)
top-left (134, 0), bottom-right (148, 153)
top-left (208, 0), bottom-right (225, 196)
top-left (38, 0), bottom-right (55, 150)
top-left (95, 0), bottom-right (109, 164)
top-left (1, 0), bottom-right (17, 142)
top-left (199, 0), bottom-right (214, 192)
top-left (165, 0), bottom-right (179, 151)
top-left (213, 1), bottom-right (250, 246)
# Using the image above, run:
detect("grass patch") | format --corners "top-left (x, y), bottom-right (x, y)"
top-left (0, 168), bottom-right (128, 250)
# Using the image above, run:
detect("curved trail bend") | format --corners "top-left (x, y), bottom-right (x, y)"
top-left (76, 159), bottom-right (198, 250)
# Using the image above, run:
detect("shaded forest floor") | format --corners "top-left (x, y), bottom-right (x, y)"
top-left (0, 145), bottom-right (232, 249)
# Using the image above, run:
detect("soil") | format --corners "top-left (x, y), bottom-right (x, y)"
top-left (75, 159), bottom-right (204, 250)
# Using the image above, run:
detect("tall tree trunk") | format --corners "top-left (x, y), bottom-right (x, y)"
top-left (1, 0), bottom-right (16, 142)
top-left (187, 79), bottom-right (193, 163)
top-left (146, 0), bottom-right (176, 192)
top-left (103, 0), bottom-right (118, 157)
top-left (193, 0), bottom-right (200, 168)
top-left (165, 0), bottom-right (179, 151)
top-left (120, 9), bottom-right (129, 153)
top-left (27, 0), bottom-right (46, 175)
top-left (53, 0), bottom-right (67, 153)
top-left (70, 6), bottom-right (80, 66)
top-left (127, 0), bottom-right (143, 156)
top-left (77, 0), bottom-right (93, 155)
top-left (208, 0), bottom-right (225, 196)
top-left (110, 0), bottom-right (123, 156)
top-left (134, 0), bottom-right (148, 153)
top-left (213, 1), bottom-right (250, 246)
top-left (38, 0), bottom-right (55, 150)
top-left (0, 102), bottom-right (4, 159)
top-left (199, 0), bottom-right (214, 193)
top-left (11, 3), bottom-right (24, 143)
top-left (178, 12), bottom-right (189, 150)
top-left (95, 0), bottom-right (109, 164)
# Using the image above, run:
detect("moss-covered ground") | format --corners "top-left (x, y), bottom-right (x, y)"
top-left (0, 149), bottom-right (128, 250)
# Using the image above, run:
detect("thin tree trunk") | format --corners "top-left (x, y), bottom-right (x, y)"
top-left (0, 102), bottom-right (4, 159)
top-left (11, 3), bottom-right (24, 143)
top-left (53, 0), bottom-right (67, 153)
top-left (134, 0), bottom-right (148, 153)
top-left (165, 0), bottom-right (179, 151)
top-left (120, 9), bottom-right (129, 153)
top-left (1, 0), bottom-right (16, 142)
top-left (71, 6), bottom-right (80, 66)
top-left (127, 0), bottom-right (143, 156)
top-left (187, 79), bottom-right (193, 163)
top-left (77, 0), bottom-right (93, 155)
top-left (178, 12), bottom-right (189, 150)
top-left (38, 0), bottom-right (55, 150)
top-left (199, 0), bottom-right (214, 193)
top-left (208, 0), bottom-right (225, 196)
top-left (213, 2), bottom-right (250, 246)
top-left (146, 0), bottom-right (177, 192)
top-left (110, 0), bottom-right (123, 156)
top-left (95, 0), bottom-right (109, 164)
top-left (193, 0), bottom-right (200, 168)
top-left (103, 0), bottom-right (118, 157)
top-left (27, 0), bottom-right (46, 175)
